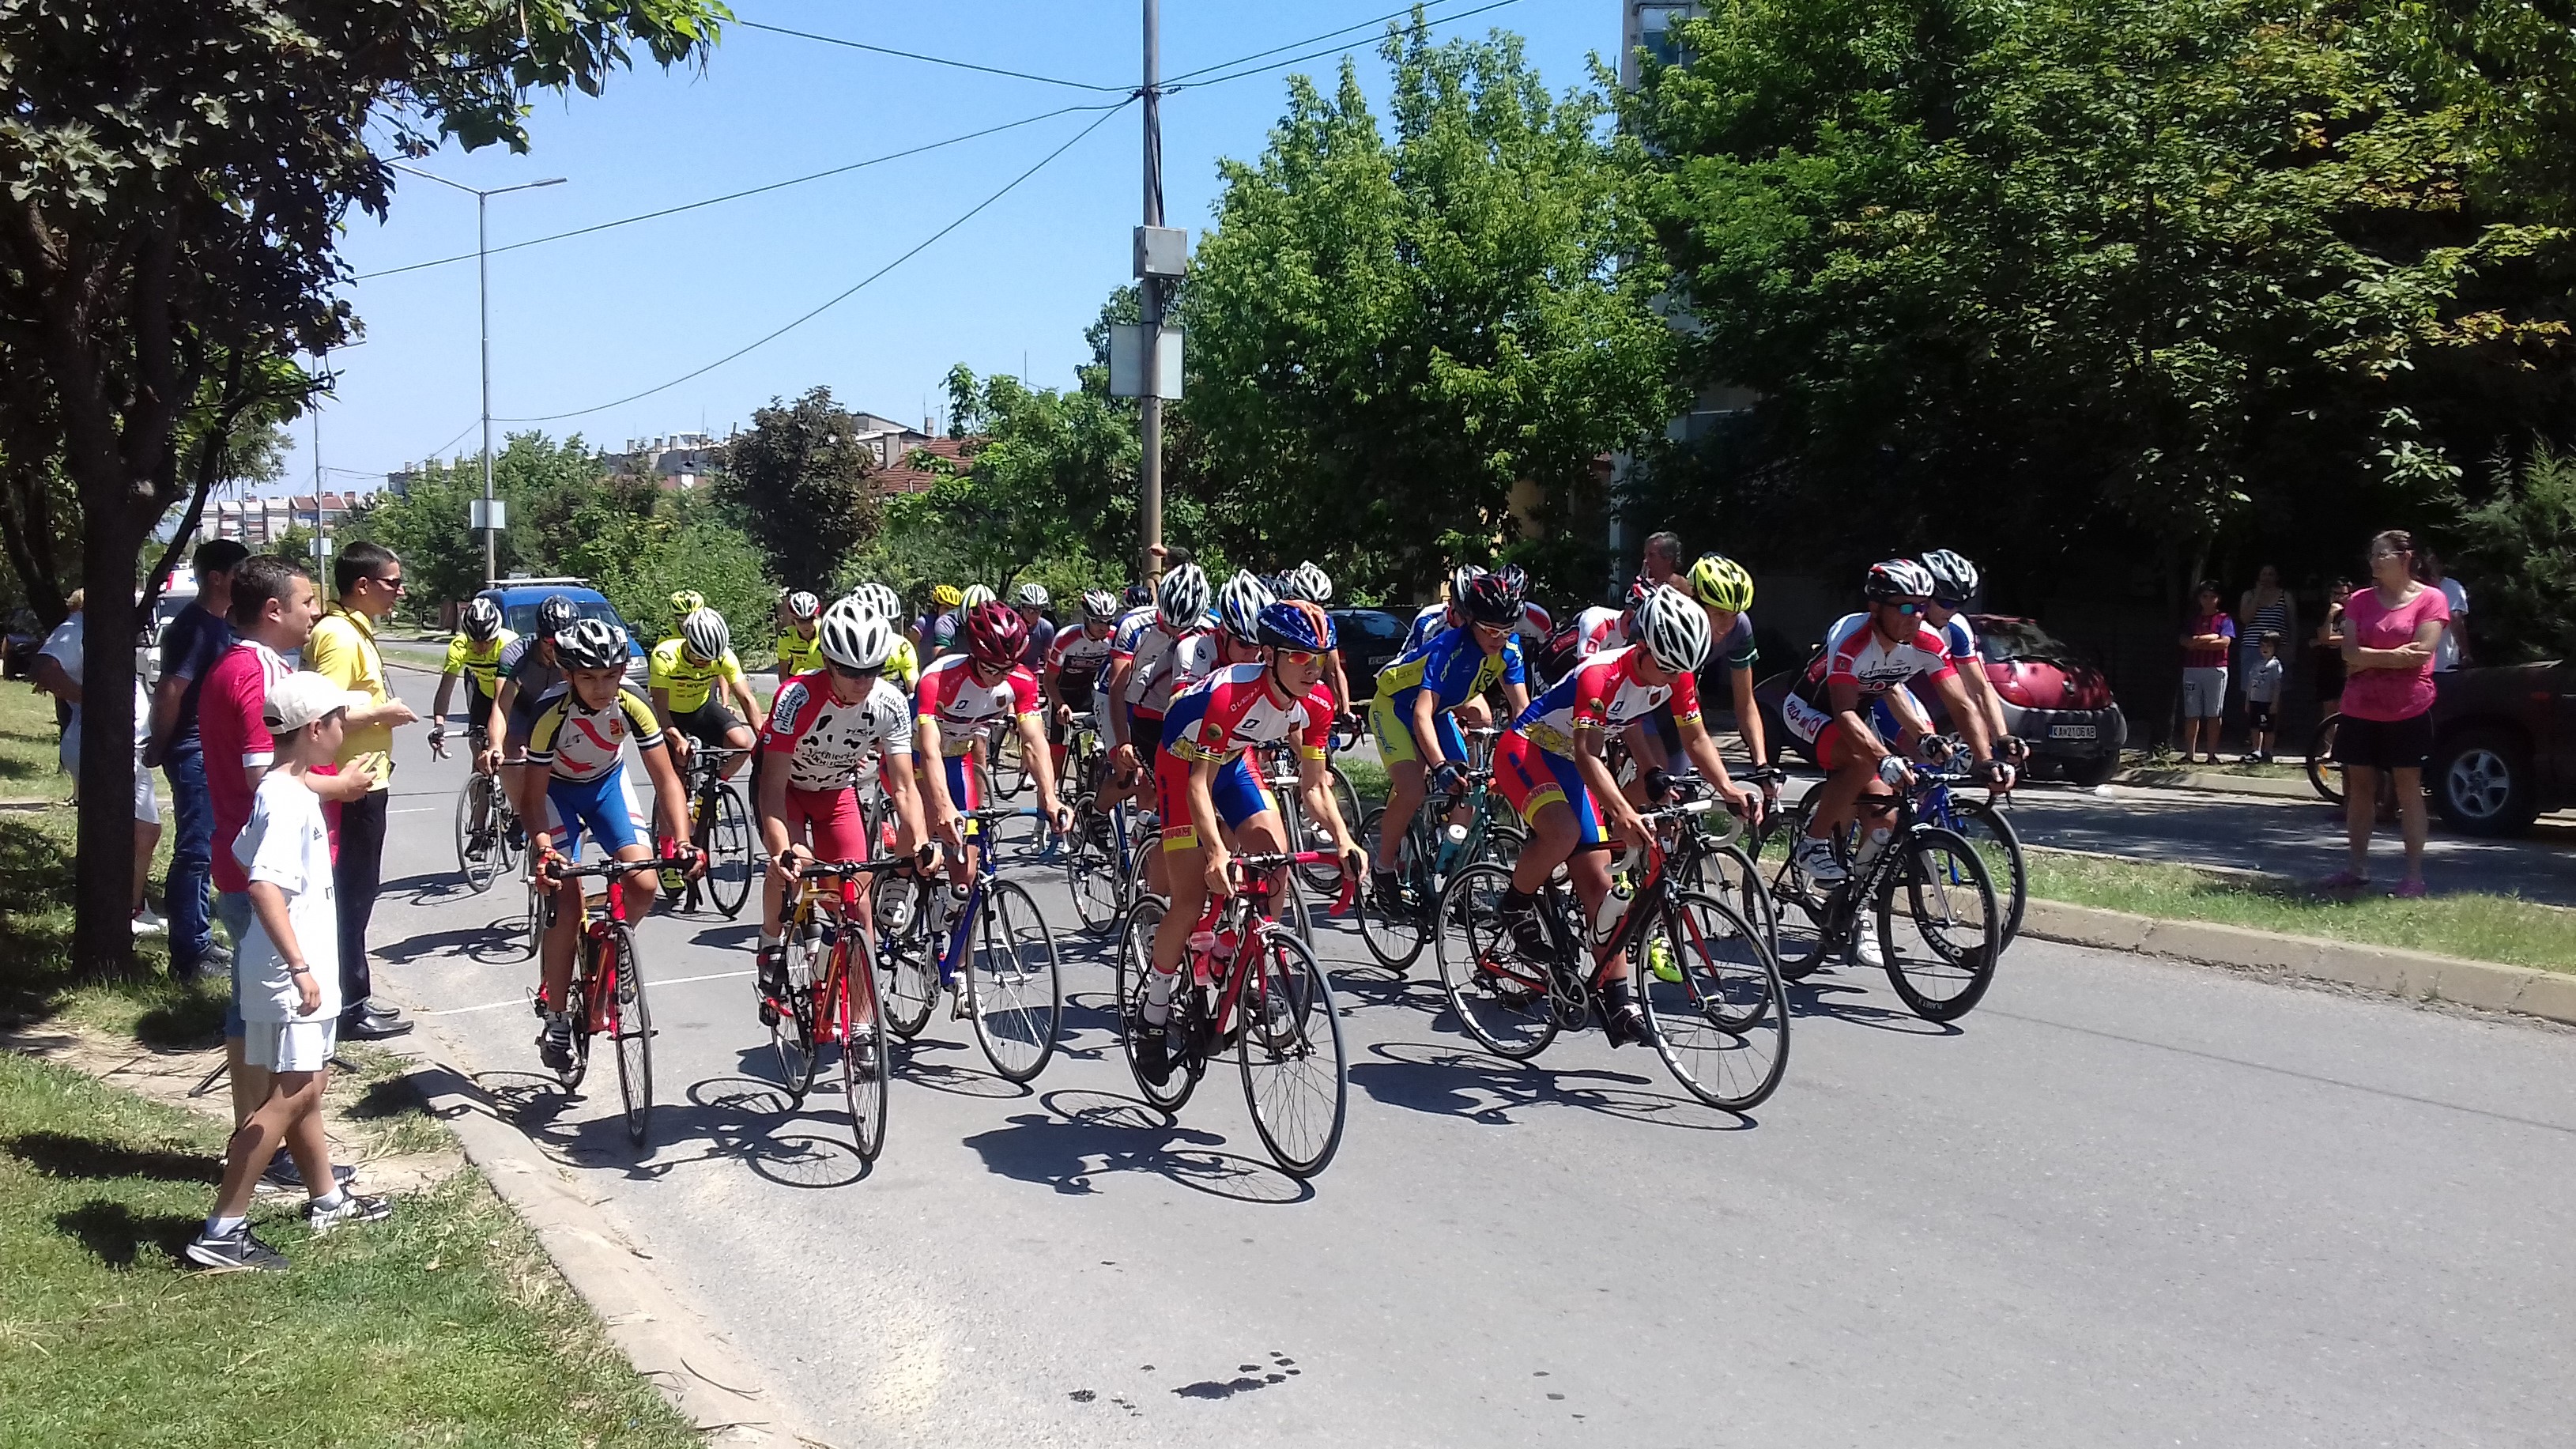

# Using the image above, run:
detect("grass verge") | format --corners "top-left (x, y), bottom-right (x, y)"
top-left (2024, 847), bottom-right (2576, 974)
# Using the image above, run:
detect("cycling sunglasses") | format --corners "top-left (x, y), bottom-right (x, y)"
top-left (1882, 600), bottom-right (1928, 616)
top-left (1275, 648), bottom-right (1323, 666)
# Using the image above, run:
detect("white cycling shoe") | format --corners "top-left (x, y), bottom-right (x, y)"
top-left (1792, 833), bottom-right (1848, 884)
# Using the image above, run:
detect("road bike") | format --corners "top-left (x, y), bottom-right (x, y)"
top-left (442, 724), bottom-right (522, 893)
top-left (1356, 727), bottom-right (1523, 972)
top-left (983, 718), bottom-right (1029, 799)
top-left (870, 807), bottom-right (1063, 1083)
top-left (534, 852), bottom-right (671, 1145)
top-left (1260, 733), bottom-right (1365, 899)
top-left (766, 855), bottom-right (922, 1162)
top-left (1058, 711), bottom-right (1148, 930)
top-left (670, 746), bottom-right (756, 918)
top-left (1767, 760), bottom-right (2005, 1021)
top-left (1433, 787), bottom-right (1790, 1112)
top-left (1115, 849), bottom-right (1351, 1177)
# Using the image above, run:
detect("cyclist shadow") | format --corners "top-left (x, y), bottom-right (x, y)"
top-left (1779, 973), bottom-right (1963, 1037)
top-left (379, 871), bottom-right (483, 907)
top-left (684, 1072), bottom-right (873, 1191)
top-left (960, 1089), bottom-right (1314, 1205)
top-left (685, 923), bottom-right (761, 951)
top-left (1350, 1039), bottom-right (1756, 1133)
top-left (374, 921), bottom-right (530, 968)
top-left (1318, 968), bottom-right (1447, 1017)
top-left (891, 1036), bottom-right (1035, 1100)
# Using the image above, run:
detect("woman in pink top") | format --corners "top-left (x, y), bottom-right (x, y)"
top-left (2330, 529), bottom-right (2450, 896)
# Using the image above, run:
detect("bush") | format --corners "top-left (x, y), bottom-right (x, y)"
top-left (2449, 443), bottom-right (2576, 664)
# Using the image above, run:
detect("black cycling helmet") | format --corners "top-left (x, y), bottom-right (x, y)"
top-left (537, 593), bottom-right (578, 635)
top-left (1458, 568), bottom-right (1526, 627)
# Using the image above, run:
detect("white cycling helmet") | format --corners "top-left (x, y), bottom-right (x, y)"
top-left (1013, 582), bottom-right (1050, 609)
top-left (1081, 588), bottom-right (1120, 622)
top-left (1156, 564), bottom-right (1210, 630)
top-left (1282, 560), bottom-right (1333, 604)
top-left (681, 606), bottom-right (730, 662)
top-left (1920, 549), bottom-right (1980, 604)
top-left (958, 583), bottom-right (997, 612)
top-left (847, 582), bottom-right (900, 622)
top-left (461, 596), bottom-right (504, 643)
top-left (783, 590), bottom-right (821, 622)
top-left (1217, 569), bottom-right (1274, 644)
top-left (556, 617), bottom-right (631, 671)
top-left (1633, 584), bottom-right (1712, 674)
top-left (1448, 563), bottom-right (1483, 603)
top-left (818, 599), bottom-right (896, 672)
top-left (1863, 558), bottom-right (1938, 603)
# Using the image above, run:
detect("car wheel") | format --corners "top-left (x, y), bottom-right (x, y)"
top-left (2063, 749), bottom-right (2119, 788)
top-left (2432, 726), bottom-right (2537, 836)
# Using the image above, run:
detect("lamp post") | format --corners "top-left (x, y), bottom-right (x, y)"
top-left (389, 164), bottom-right (567, 586)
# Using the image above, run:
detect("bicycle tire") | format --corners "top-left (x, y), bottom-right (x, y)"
top-left (875, 876), bottom-right (941, 1040)
top-left (494, 790), bottom-right (524, 877)
top-left (1238, 927), bottom-right (1348, 1178)
top-left (1948, 798), bottom-right (2027, 947)
top-left (1432, 861), bottom-right (1560, 1060)
top-left (967, 879), bottom-right (1060, 1083)
top-left (2306, 715), bottom-right (2344, 804)
top-left (1636, 891), bottom-right (1790, 1111)
top-left (1354, 805), bottom-right (1431, 971)
top-left (605, 922), bottom-right (654, 1145)
top-left (704, 782), bottom-right (756, 919)
top-left (556, 927), bottom-right (592, 1092)
top-left (1691, 840), bottom-right (1776, 957)
top-left (1116, 898), bottom-right (1194, 1111)
top-left (991, 725), bottom-right (1030, 798)
top-left (1287, 773), bottom-right (1345, 895)
top-left (1065, 795), bottom-right (1119, 932)
top-left (839, 935), bottom-right (890, 1162)
top-left (456, 773), bottom-right (500, 892)
top-left (1765, 798), bottom-right (1839, 980)
top-left (1877, 825), bottom-right (2001, 1022)
top-left (523, 877), bottom-right (548, 963)
top-left (769, 924), bottom-right (820, 1102)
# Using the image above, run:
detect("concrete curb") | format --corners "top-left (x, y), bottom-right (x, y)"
top-left (2021, 898), bottom-right (2576, 1025)
top-left (383, 1024), bottom-right (818, 1448)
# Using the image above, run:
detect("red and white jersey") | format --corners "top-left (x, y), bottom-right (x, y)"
top-left (1512, 645), bottom-right (1700, 758)
top-left (914, 652), bottom-right (1040, 755)
top-left (1820, 612), bottom-right (1960, 696)
top-left (761, 672), bottom-right (912, 793)
top-left (1571, 606), bottom-right (1627, 660)
top-left (1162, 664), bottom-right (1336, 764)
top-left (1045, 622), bottom-right (1119, 683)
top-left (1118, 621), bottom-right (1220, 717)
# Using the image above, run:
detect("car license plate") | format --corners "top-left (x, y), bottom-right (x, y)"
top-left (2050, 723), bottom-right (2097, 740)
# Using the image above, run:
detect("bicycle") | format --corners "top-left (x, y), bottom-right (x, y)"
top-left (1262, 734), bottom-right (1365, 900)
top-left (1114, 848), bottom-right (1352, 1177)
top-left (870, 807), bottom-right (1063, 1083)
top-left (442, 724), bottom-right (522, 893)
top-left (1431, 787), bottom-right (1789, 1111)
top-left (1766, 760), bottom-right (2005, 1021)
top-left (671, 745), bottom-right (756, 918)
top-left (767, 855), bottom-right (923, 1162)
top-left (534, 852), bottom-right (669, 1145)
top-left (1646, 765), bottom-right (1782, 963)
top-left (1355, 727), bottom-right (1524, 972)
top-left (983, 718), bottom-right (1030, 799)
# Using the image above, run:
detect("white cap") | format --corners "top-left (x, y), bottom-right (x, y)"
top-left (262, 672), bottom-right (369, 734)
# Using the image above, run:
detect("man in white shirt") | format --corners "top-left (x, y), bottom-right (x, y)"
top-left (2423, 551), bottom-right (2470, 672)
top-left (31, 592), bottom-right (163, 934)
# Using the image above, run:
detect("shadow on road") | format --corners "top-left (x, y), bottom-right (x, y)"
top-left (960, 1089), bottom-right (1314, 1204)
top-left (1780, 973), bottom-right (1963, 1036)
top-left (1350, 1040), bottom-right (1752, 1132)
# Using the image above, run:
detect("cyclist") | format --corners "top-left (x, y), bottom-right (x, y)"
top-left (931, 583), bottom-right (996, 657)
top-left (665, 589), bottom-right (706, 643)
top-left (774, 590), bottom-right (824, 681)
top-left (1778, 560), bottom-right (2008, 888)
top-left (649, 607), bottom-right (760, 784)
top-left (1276, 560), bottom-right (1354, 717)
top-left (1215, 570), bottom-right (1275, 667)
top-left (428, 596), bottom-right (515, 762)
top-left (1369, 568), bottom-right (1533, 912)
top-left (1401, 564), bottom-right (1483, 655)
top-left (1133, 602), bottom-right (1365, 1085)
top-left (1630, 553), bottom-right (1775, 805)
top-left (755, 601), bottom-right (925, 1021)
top-left (1044, 589), bottom-right (1122, 782)
top-left (917, 583), bottom-right (962, 655)
top-left (1012, 583), bottom-right (1057, 674)
top-left (517, 620), bottom-right (694, 1072)
top-left (488, 593), bottom-right (578, 805)
top-left (1491, 586), bottom-right (1759, 1048)
top-left (1104, 564), bottom-right (1216, 790)
top-left (1918, 549), bottom-right (2020, 758)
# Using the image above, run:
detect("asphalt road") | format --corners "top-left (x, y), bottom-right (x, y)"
top-left (359, 665), bottom-right (2576, 1446)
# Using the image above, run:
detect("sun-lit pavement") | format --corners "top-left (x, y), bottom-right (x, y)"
top-left (368, 668), bottom-right (2576, 1447)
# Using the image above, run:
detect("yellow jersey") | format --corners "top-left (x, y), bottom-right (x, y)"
top-left (775, 628), bottom-right (824, 678)
top-left (885, 636), bottom-right (922, 690)
top-left (443, 629), bottom-right (518, 696)
top-left (647, 636), bottom-right (749, 715)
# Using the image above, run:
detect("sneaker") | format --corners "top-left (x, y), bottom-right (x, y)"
top-left (756, 946), bottom-right (785, 1027)
top-left (2389, 879), bottom-right (2429, 900)
top-left (537, 1015), bottom-right (575, 1073)
top-left (305, 1191), bottom-right (394, 1236)
top-left (949, 979), bottom-right (972, 1021)
top-left (1646, 936), bottom-right (1681, 984)
top-left (131, 906), bottom-right (168, 938)
top-left (185, 1224), bottom-right (286, 1273)
top-left (258, 1156), bottom-right (356, 1196)
top-left (1793, 833), bottom-right (1847, 884)
top-left (1853, 930), bottom-right (1884, 969)
top-left (1132, 1021), bottom-right (1171, 1086)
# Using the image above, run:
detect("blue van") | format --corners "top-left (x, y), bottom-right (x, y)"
top-left (475, 576), bottom-right (648, 692)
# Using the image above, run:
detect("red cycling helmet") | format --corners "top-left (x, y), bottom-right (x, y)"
top-left (963, 601), bottom-right (1027, 670)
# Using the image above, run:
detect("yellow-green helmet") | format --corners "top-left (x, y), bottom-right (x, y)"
top-left (669, 588), bottom-right (707, 626)
top-left (1684, 554), bottom-right (1755, 613)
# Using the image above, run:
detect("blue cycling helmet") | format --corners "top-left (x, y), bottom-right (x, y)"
top-left (1254, 601), bottom-right (1334, 653)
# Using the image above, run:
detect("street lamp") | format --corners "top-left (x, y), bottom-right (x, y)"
top-left (389, 164), bottom-right (567, 587)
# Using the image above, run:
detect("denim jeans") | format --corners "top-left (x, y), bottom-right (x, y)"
top-left (161, 741), bottom-right (215, 972)
top-left (217, 890), bottom-right (255, 1040)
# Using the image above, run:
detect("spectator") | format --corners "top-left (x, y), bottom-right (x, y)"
top-left (145, 539), bottom-right (250, 982)
top-left (2239, 632), bottom-right (2285, 763)
top-left (32, 589), bottom-right (164, 935)
top-left (2312, 579), bottom-right (2352, 717)
top-left (2237, 564), bottom-right (2296, 682)
top-left (1639, 530), bottom-right (1684, 590)
top-left (2330, 529), bottom-right (2450, 896)
top-left (304, 541), bottom-right (418, 1041)
top-left (2419, 549), bottom-right (2470, 671)
top-left (2178, 581), bottom-right (2235, 765)
top-left (183, 671), bottom-right (392, 1273)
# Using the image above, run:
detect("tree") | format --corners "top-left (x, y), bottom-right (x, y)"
top-left (718, 387), bottom-right (881, 594)
top-left (0, 0), bottom-right (727, 977)
top-left (2444, 442), bottom-right (2576, 664)
top-left (1179, 17), bottom-right (1681, 602)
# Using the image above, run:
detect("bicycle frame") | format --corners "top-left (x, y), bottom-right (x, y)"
top-left (1166, 848), bottom-right (1347, 1052)
top-left (541, 858), bottom-right (635, 1026)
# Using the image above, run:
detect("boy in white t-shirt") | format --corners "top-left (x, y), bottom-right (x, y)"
top-left (187, 674), bottom-right (394, 1272)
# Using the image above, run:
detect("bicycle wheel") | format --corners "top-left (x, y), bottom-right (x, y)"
top-left (1432, 862), bottom-right (1559, 1060)
top-left (1691, 840), bottom-right (1776, 956)
top-left (1636, 892), bottom-right (1790, 1111)
top-left (1239, 927), bottom-right (1348, 1177)
top-left (704, 782), bottom-right (756, 919)
top-left (1286, 783), bottom-right (1338, 895)
top-left (1117, 897), bottom-right (1194, 1111)
top-left (604, 923), bottom-right (654, 1145)
top-left (1876, 825), bottom-right (2001, 1021)
top-left (991, 726), bottom-right (1029, 798)
top-left (839, 938), bottom-right (890, 1162)
top-left (1065, 797), bottom-right (1118, 931)
top-left (1948, 798), bottom-right (2027, 947)
top-left (769, 924), bottom-right (820, 1102)
top-left (2306, 714), bottom-right (2344, 804)
top-left (967, 879), bottom-right (1060, 1083)
top-left (455, 774), bottom-right (500, 892)
top-left (874, 876), bottom-right (941, 1040)
top-left (1355, 806), bottom-right (1431, 971)
top-left (523, 877), bottom-right (548, 962)
top-left (494, 791), bottom-right (524, 877)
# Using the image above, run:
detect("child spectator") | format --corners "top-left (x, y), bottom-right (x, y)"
top-left (186, 674), bottom-right (391, 1272)
top-left (2178, 582), bottom-right (2235, 765)
top-left (2240, 632), bottom-right (2285, 763)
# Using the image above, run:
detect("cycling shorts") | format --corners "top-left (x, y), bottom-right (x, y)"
top-left (1492, 730), bottom-right (1602, 847)
top-left (1367, 691), bottom-right (1468, 769)
top-left (544, 765), bottom-right (648, 860)
top-left (922, 749), bottom-right (983, 814)
top-left (1155, 745), bottom-right (1272, 852)
top-left (778, 783), bottom-right (866, 864)
top-left (673, 696), bottom-right (747, 746)
top-left (1793, 695), bottom-right (1909, 772)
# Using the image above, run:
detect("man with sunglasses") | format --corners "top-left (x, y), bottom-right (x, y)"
top-left (1918, 549), bottom-right (2022, 764)
top-left (1367, 568), bottom-right (1532, 914)
top-left (302, 541), bottom-right (421, 1040)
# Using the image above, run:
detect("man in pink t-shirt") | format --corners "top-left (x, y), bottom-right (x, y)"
top-left (2329, 530), bottom-right (2452, 896)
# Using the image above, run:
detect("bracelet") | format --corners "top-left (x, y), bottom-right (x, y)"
top-left (284, 963), bottom-right (312, 976)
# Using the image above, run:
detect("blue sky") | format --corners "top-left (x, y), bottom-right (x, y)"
top-left (284, 0), bottom-right (1613, 497)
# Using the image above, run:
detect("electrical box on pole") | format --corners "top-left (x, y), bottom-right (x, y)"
top-left (1134, 225), bottom-right (1187, 280)
top-left (1108, 325), bottom-right (1185, 400)
top-left (470, 499), bottom-right (507, 532)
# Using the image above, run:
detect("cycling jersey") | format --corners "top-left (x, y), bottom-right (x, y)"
top-left (1571, 606), bottom-right (1627, 658)
top-left (1937, 613), bottom-right (1981, 665)
top-left (647, 638), bottom-right (749, 715)
top-left (882, 636), bottom-right (921, 690)
top-left (1511, 644), bottom-right (1702, 759)
top-left (1020, 614), bottom-right (1058, 674)
top-left (1162, 663), bottom-right (1336, 764)
top-left (1779, 613), bottom-right (1961, 755)
top-left (775, 628), bottom-right (823, 679)
top-left (443, 630), bottom-right (518, 698)
top-left (1046, 623), bottom-right (1120, 690)
top-left (1376, 627), bottom-right (1525, 716)
top-left (1118, 620), bottom-right (1220, 718)
top-left (760, 671), bottom-right (911, 793)
top-left (1401, 601), bottom-right (1452, 655)
top-left (526, 689), bottom-right (665, 782)
top-left (1714, 612), bottom-right (1759, 671)
top-left (913, 653), bottom-right (1040, 754)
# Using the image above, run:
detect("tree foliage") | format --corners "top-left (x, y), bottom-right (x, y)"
top-left (717, 387), bottom-right (881, 595)
top-left (2444, 442), bottom-right (2576, 663)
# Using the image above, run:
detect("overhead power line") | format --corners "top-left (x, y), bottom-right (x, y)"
top-left (1164, 0), bottom-right (1527, 94)
top-left (495, 100), bottom-right (1133, 425)
top-left (734, 17), bottom-right (1129, 92)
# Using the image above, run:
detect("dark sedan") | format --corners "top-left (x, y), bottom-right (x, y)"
top-left (2427, 661), bottom-right (2576, 836)
top-left (1331, 608), bottom-right (1410, 696)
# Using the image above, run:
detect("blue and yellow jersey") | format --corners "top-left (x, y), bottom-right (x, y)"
top-left (526, 688), bottom-right (664, 782)
top-left (1375, 627), bottom-right (1525, 716)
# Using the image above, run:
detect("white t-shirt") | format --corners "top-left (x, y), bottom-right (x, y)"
top-left (2435, 578), bottom-right (2469, 671)
top-left (232, 771), bottom-right (342, 1025)
top-left (36, 612), bottom-right (150, 759)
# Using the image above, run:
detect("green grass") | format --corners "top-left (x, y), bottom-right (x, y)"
top-left (2025, 847), bottom-right (2576, 973)
top-left (0, 1052), bottom-right (698, 1449)
top-left (1340, 755), bottom-right (1389, 803)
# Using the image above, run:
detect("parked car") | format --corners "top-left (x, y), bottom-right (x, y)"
top-left (1754, 614), bottom-right (2127, 786)
top-left (2426, 661), bottom-right (2576, 836)
top-left (476, 577), bottom-right (648, 693)
top-left (1330, 608), bottom-right (1409, 696)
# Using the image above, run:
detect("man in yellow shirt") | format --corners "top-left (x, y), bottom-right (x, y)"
top-left (775, 590), bottom-right (824, 681)
top-left (302, 541), bottom-right (420, 1041)
top-left (650, 606), bottom-right (760, 782)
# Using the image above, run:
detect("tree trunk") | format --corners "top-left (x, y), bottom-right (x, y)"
top-left (73, 504), bottom-right (145, 979)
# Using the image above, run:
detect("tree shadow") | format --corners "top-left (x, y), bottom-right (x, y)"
top-left (959, 1089), bottom-right (1314, 1204)
top-left (55, 1198), bottom-right (202, 1269)
top-left (134, 989), bottom-right (228, 1047)
top-left (6, 1130), bottom-right (220, 1183)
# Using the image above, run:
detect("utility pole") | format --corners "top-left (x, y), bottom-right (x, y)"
top-left (1137, 0), bottom-right (1164, 583)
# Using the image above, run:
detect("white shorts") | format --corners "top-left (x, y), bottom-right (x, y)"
top-left (243, 1017), bottom-right (338, 1074)
top-left (60, 735), bottom-right (160, 825)
top-left (2180, 666), bottom-right (2230, 719)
